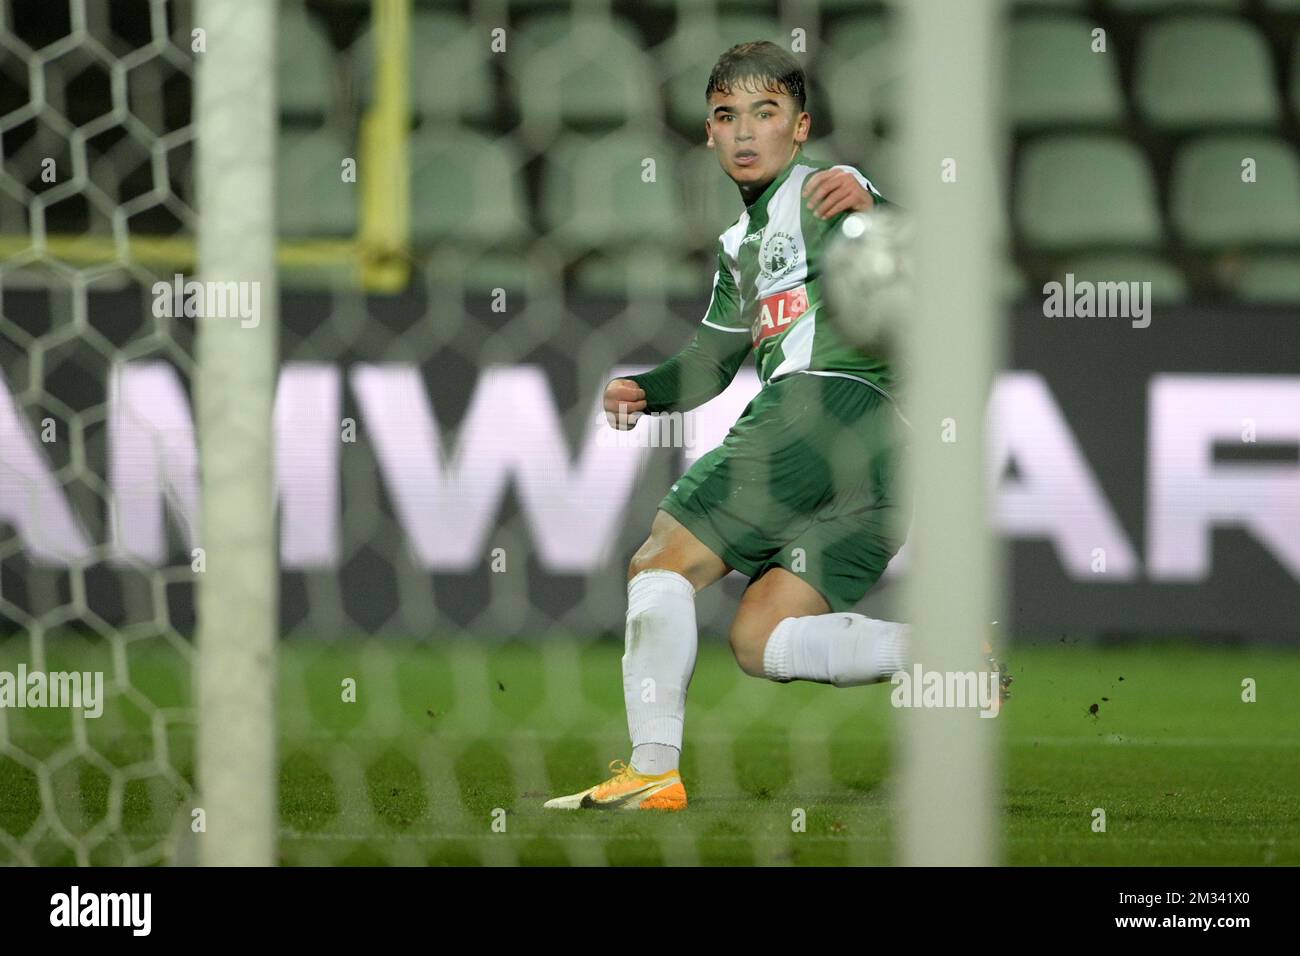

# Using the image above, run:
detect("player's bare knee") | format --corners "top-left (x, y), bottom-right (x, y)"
top-left (728, 618), bottom-right (771, 678)
top-left (627, 548), bottom-right (651, 581)
top-left (628, 540), bottom-right (673, 582)
top-left (629, 537), bottom-right (712, 588)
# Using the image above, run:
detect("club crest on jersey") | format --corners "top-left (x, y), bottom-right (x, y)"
top-left (759, 230), bottom-right (800, 280)
top-left (751, 285), bottom-right (809, 345)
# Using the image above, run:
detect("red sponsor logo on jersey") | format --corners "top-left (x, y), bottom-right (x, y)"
top-left (751, 285), bottom-right (809, 345)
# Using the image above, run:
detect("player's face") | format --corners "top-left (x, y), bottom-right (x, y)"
top-left (706, 84), bottom-right (810, 189)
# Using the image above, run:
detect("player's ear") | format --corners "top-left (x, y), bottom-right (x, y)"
top-left (796, 110), bottom-right (811, 142)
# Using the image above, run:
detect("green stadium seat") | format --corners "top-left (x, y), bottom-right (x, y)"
top-left (540, 132), bottom-right (686, 250)
top-left (1108, 0), bottom-right (1241, 10)
top-left (653, 0), bottom-right (799, 11)
top-left (512, 14), bottom-right (659, 130)
top-left (658, 14), bottom-right (785, 132)
top-left (1135, 17), bottom-right (1277, 129)
top-left (511, 11), bottom-right (578, 50)
top-left (1224, 257), bottom-right (1300, 303)
top-left (719, 12), bottom-right (792, 54)
top-left (353, 12), bottom-right (495, 123)
top-left (816, 0), bottom-right (896, 9)
top-left (722, 0), bottom-right (787, 6)
top-left (1009, 18), bottom-right (1124, 127)
top-left (822, 13), bottom-right (892, 58)
top-left (409, 127), bottom-right (531, 247)
top-left (278, 127), bottom-right (358, 237)
top-left (279, 2), bottom-right (335, 119)
top-left (822, 16), bottom-right (898, 132)
top-left (1016, 135), bottom-right (1162, 250)
top-left (1170, 136), bottom-right (1300, 249)
top-left (573, 251), bottom-right (704, 297)
top-left (1057, 255), bottom-right (1189, 303)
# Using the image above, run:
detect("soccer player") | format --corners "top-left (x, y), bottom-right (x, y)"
top-left (545, 41), bottom-right (912, 811)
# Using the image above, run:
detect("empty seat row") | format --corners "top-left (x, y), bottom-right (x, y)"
top-left (277, 125), bottom-right (1300, 301)
top-left (278, 126), bottom-right (750, 248)
top-left (1016, 133), bottom-right (1300, 250)
top-left (993, 0), bottom-right (1300, 9)
top-left (279, 124), bottom-right (1300, 260)
top-left (336, 0), bottom-right (1300, 12)
top-left (283, 6), bottom-right (1300, 135)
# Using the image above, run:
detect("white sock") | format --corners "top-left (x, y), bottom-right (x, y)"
top-left (630, 743), bottom-right (679, 776)
top-left (762, 613), bottom-right (910, 687)
top-left (623, 570), bottom-right (697, 774)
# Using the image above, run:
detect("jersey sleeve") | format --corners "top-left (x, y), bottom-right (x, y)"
top-left (624, 244), bottom-right (752, 414)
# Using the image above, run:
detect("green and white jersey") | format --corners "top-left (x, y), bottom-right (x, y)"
top-left (630, 149), bottom-right (893, 414)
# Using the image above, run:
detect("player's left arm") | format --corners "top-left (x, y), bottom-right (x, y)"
top-left (802, 166), bottom-right (884, 220)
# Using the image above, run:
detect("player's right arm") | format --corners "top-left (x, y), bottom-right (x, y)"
top-left (605, 245), bottom-right (750, 428)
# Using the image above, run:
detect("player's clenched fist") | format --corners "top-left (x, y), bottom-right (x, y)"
top-left (604, 378), bottom-right (647, 430)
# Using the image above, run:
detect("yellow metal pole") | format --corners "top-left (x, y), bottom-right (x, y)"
top-left (358, 0), bottom-right (411, 292)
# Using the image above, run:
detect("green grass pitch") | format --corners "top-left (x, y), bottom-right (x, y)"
top-left (1, 636), bottom-right (1298, 865)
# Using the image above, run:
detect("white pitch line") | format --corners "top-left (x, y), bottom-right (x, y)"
top-left (277, 831), bottom-right (889, 843)
top-left (1018, 735), bottom-right (1300, 748)
top-left (274, 831), bottom-right (1300, 847)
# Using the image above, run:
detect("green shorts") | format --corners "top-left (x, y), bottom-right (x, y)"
top-left (659, 371), bottom-right (910, 613)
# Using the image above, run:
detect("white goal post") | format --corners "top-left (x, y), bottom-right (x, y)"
top-left (193, 0), bottom-right (279, 867)
top-left (897, 0), bottom-right (1005, 866)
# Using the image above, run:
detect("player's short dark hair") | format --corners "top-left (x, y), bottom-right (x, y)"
top-left (706, 41), bottom-right (807, 114)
